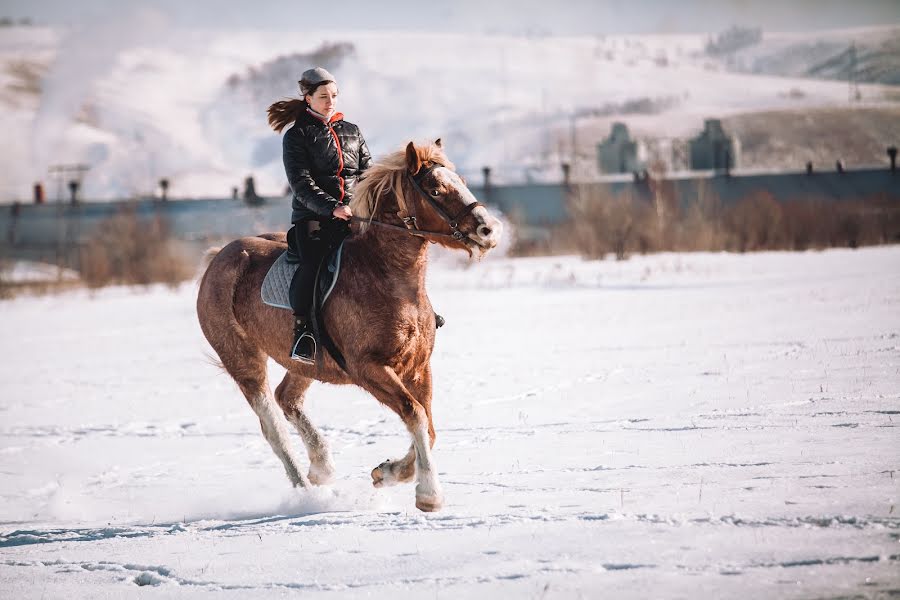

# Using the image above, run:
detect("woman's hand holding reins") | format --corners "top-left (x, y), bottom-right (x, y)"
top-left (332, 205), bottom-right (352, 220)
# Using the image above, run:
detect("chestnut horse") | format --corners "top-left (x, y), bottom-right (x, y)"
top-left (197, 140), bottom-right (502, 512)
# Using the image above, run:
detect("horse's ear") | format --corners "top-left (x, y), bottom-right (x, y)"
top-left (434, 138), bottom-right (442, 148)
top-left (405, 141), bottom-right (421, 174)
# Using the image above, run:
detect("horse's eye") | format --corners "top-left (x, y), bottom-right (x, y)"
top-left (431, 189), bottom-right (440, 197)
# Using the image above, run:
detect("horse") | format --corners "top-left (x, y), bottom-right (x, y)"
top-left (196, 140), bottom-right (503, 512)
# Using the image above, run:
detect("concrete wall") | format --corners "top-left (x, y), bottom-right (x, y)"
top-left (1, 167), bottom-right (896, 262)
top-left (0, 196), bottom-right (292, 266)
top-left (606, 167), bottom-right (899, 210)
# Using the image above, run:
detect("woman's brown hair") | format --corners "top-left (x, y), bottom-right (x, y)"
top-left (267, 80), bottom-right (332, 133)
top-left (267, 98), bottom-right (306, 133)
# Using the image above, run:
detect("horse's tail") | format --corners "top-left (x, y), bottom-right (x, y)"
top-left (201, 246), bottom-right (223, 270)
top-left (195, 246), bottom-right (223, 284)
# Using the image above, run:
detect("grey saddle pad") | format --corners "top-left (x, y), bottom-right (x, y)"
top-left (261, 242), bottom-right (345, 311)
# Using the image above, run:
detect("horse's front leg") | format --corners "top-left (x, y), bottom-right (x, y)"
top-left (371, 365), bottom-right (434, 487)
top-left (371, 444), bottom-right (416, 487)
top-left (360, 364), bottom-right (442, 512)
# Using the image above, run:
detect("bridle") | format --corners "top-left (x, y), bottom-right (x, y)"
top-left (350, 162), bottom-right (484, 244)
top-left (402, 162), bottom-right (484, 241)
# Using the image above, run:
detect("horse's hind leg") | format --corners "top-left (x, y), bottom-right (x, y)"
top-left (274, 372), bottom-right (336, 485)
top-left (360, 364), bottom-right (443, 512)
top-left (219, 348), bottom-right (310, 488)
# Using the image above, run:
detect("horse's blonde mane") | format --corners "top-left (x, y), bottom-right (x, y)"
top-left (350, 143), bottom-right (455, 233)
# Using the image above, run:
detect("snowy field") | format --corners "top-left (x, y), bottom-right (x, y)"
top-left (1, 246), bottom-right (899, 598)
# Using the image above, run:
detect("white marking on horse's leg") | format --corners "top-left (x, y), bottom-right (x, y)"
top-left (371, 444), bottom-right (416, 488)
top-left (250, 392), bottom-right (310, 488)
top-left (286, 410), bottom-right (336, 485)
top-left (410, 420), bottom-right (443, 512)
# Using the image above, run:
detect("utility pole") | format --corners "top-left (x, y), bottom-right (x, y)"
top-left (46, 163), bottom-right (89, 273)
top-left (47, 164), bottom-right (90, 203)
top-left (571, 114), bottom-right (577, 174)
top-left (848, 42), bottom-right (860, 102)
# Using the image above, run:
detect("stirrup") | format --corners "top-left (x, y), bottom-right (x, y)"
top-left (290, 330), bottom-right (317, 364)
top-left (435, 313), bottom-right (445, 329)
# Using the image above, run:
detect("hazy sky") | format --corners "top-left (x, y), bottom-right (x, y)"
top-left (3, 0), bottom-right (899, 35)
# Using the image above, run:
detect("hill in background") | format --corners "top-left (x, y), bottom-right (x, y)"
top-left (1, 23), bottom-right (898, 201)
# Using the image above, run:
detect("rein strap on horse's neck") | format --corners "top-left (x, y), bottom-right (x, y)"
top-left (349, 216), bottom-right (459, 243)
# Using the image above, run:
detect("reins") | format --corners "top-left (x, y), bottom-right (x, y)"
top-left (348, 215), bottom-right (450, 239)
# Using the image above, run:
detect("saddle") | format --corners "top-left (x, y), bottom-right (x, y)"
top-left (261, 242), bottom-right (345, 312)
top-left (261, 240), bottom-right (348, 370)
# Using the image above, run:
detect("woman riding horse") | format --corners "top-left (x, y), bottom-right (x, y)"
top-left (267, 67), bottom-right (371, 364)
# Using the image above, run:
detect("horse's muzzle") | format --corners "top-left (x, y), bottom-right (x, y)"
top-left (469, 213), bottom-right (503, 254)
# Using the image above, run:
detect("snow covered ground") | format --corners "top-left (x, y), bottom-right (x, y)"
top-left (1, 246), bottom-right (898, 598)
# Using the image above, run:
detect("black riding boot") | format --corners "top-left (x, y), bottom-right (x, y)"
top-left (290, 316), bottom-right (316, 364)
top-left (434, 312), bottom-right (445, 329)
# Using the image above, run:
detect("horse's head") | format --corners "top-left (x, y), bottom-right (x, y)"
top-left (402, 140), bottom-right (503, 258)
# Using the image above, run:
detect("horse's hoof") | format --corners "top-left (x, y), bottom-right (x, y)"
top-left (415, 483), bottom-right (443, 512)
top-left (415, 495), bottom-right (443, 512)
top-left (371, 468), bottom-right (385, 488)
top-left (308, 462), bottom-right (335, 486)
top-left (372, 458), bottom-right (416, 488)
top-left (371, 461), bottom-right (391, 488)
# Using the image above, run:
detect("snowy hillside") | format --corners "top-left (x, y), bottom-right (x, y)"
top-left (1, 247), bottom-right (898, 597)
top-left (1, 23), bottom-right (898, 201)
top-left (720, 26), bottom-right (900, 85)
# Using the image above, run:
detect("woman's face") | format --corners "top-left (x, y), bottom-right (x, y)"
top-left (306, 83), bottom-right (338, 118)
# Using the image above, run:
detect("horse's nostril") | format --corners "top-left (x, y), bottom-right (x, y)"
top-left (478, 226), bottom-right (492, 237)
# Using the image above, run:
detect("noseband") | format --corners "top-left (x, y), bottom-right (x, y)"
top-left (351, 163), bottom-right (484, 244)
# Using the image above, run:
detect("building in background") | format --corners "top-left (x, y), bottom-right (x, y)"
top-left (597, 122), bottom-right (644, 174)
top-left (689, 119), bottom-right (739, 172)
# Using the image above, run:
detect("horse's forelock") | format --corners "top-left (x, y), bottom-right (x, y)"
top-left (414, 143), bottom-right (453, 172)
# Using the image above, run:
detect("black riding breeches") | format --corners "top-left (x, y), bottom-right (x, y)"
top-left (287, 220), bottom-right (350, 318)
top-left (287, 223), bottom-right (323, 318)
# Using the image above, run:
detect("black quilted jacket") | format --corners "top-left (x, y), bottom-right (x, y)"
top-left (283, 107), bottom-right (372, 223)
